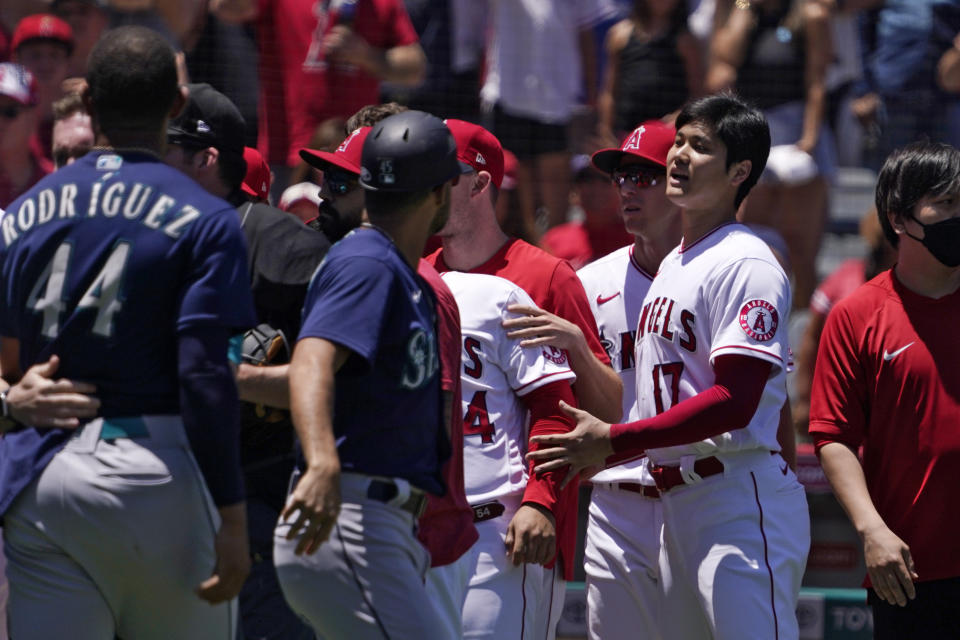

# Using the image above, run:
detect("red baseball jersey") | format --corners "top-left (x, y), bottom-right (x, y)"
top-left (809, 270), bottom-right (960, 585)
top-left (416, 259), bottom-right (478, 567)
top-left (427, 238), bottom-right (610, 581)
top-left (254, 0), bottom-right (419, 166)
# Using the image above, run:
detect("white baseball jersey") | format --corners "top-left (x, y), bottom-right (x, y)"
top-left (576, 245), bottom-right (654, 484)
top-left (636, 223), bottom-right (790, 464)
top-left (440, 272), bottom-right (576, 504)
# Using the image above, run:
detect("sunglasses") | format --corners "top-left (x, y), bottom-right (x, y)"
top-left (612, 168), bottom-right (663, 189)
top-left (0, 105), bottom-right (24, 120)
top-left (324, 168), bottom-right (359, 195)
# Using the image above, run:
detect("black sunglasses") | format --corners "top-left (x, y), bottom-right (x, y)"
top-left (324, 168), bottom-right (359, 195)
top-left (612, 168), bottom-right (663, 189)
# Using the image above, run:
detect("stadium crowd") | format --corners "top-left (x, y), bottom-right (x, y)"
top-left (1, 0), bottom-right (959, 639)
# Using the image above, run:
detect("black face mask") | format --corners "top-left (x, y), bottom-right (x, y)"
top-left (906, 215), bottom-right (960, 267)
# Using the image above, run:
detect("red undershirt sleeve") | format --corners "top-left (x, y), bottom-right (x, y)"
top-left (607, 354), bottom-right (772, 463)
top-left (521, 380), bottom-right (577, 513)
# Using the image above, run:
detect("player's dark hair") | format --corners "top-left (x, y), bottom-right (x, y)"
top-left (178, 145), bottom-right (246, 196)
top-left (347, 102), bottom-right (408, 134)
top-left (675, 93), bottom-right (770, 209)
top-left (86, 26), bottom-right (178, 133)
top-left (875, 141), bottom-right (960, 248)
top-left (365, 186), bottom-right (433, 218)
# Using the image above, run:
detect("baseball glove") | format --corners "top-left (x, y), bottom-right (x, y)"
top-left (241, 323), bottom-right (290, 367)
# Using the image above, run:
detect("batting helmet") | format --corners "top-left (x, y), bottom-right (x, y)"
top-left (359, 110), bottom-right (472, 191)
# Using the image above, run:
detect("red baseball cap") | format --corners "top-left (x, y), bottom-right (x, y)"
top-left (241, 146), bottom-right (271, 200)
top-left (0, 63), bottom-right (37, 106)
top-left (591, 120), bottom-right (676, 174)
top-left (11, 14), bottom-right (74, 55)
top-left (299, 126), bottom-right (370, 176)
top-left (444, 119), bottom-right (505, 189)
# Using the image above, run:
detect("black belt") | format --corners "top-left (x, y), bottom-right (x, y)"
top-left (366, 479), bottom-right (429, 518)
top-left (471, 500), bottom-right (506, 523)
top-left (649, 457), bottom-right (725, 493)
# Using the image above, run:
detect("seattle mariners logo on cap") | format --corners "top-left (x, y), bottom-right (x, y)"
top-left (739, 299), bottom-right (779, 342)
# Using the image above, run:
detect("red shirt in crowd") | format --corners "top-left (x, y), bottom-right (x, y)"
top-left (809, 270), bottom-right (960, 586)
top-left (254, 0), bottom-right (418, 166)
top-left (427, 238), bottom-right (611, 581)
top-left (809, 258), bottom-right (866, 316)
top-left (416, 259), bottom-right (478, 567)
top-left (0, 136), bottom-right (53, 209)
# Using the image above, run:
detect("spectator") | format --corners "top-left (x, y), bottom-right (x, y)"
top-left (709, 0), bottom-right (834, 308)
top-left (540, 155), bottom-right (631, 270)
top-left (51, 91), bottom-right (93, 168)
top-left (596, 0), bottom-right (704, 147)
top-left (0, 62), bottom-right (50, 209)
top-left (811, 141), bottom-right (960, 638)
top-left (50, 0), bottom-right (109, 78)
top-left (210, 0), bottom-right (426, 200)
top-left (10, 14), bottom-right (73, 159)
top-left (792, 208), bottom-right (896, 434)
top-left (482, 0), bottom-right (618, 232)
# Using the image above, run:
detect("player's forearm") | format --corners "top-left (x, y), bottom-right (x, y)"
top-left (178, 326), bottom-right (245, 507)
top-left (568, 345), bottom-right (622, 423)
top-left (817, 442), bottom-right (887, 538)
top-left (523, 381), bottom-right (578, 511)
top-left (236, 363), bottom-right (290, 408)
top-left (289, 338), bottom-right (343, 474)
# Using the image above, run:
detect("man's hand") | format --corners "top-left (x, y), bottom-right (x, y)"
top-left (862, 523), bottom-right (918, 607)
top-left (197, 503), bottom-right (251, 604)
top-left (324, 26), bottom-right (374, 68)
top-left (502, 305), bottom-right (584, 352)
top-left (527, 401), bottom-right (613, 489)
top-left (280, 465), bottom-right (342, 556)
top-left (505, 504), bottom-right (556, 567)
top-left (7, 355), bottom-right (100, 428)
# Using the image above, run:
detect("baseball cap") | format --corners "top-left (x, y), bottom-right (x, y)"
top-left (241, 146), bottom-right (271, 199)
top-left (167, 83), bottom-right (245, 157)
top-left (11, 14), bottom-right (74, 55)
top-left (0, 63), bottom-right (38, 106)
top-left (591, 120), bottom-right (676, 174)
top-left (279, 182), bottom-right (322, 212)
top-left (444, 119), bottom-right (505, 189)
top-left (299, 126), bottom-right (371, 176)
top-left (359, 110), bottom-right (472, 192)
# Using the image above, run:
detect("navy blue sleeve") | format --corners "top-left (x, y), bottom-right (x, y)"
top-left (177, 208), bottom-right (257, 332)
top-left (298, 255), bottom-right (394, 367)
top-left (178, 324), bottom-right (244, 507)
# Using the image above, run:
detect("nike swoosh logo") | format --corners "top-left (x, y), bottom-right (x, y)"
top-left (882, 342), bottom-right (915, 361)
top-left (597, 292), bottom-right (621, 305)
top-left (781, 463), bottom-right (789, 476)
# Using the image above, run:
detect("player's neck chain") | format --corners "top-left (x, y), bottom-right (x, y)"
top-left (91, 146), bottom-right (163, 160)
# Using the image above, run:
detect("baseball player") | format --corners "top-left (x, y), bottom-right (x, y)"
top-left (0, 27), bottom-right (256, 640)
top-left (425, 121), bottom-right (622, 636)
top-left (575, 120), bottom-right (680, 640)
top-left (274, 110), bottom-right (469, 639)
top-left (529, 94), bottom-right (810, 640)
top-left (433, 270), bottom-right (577, 639)
top-left (810, 142), bottom-right (960, 638)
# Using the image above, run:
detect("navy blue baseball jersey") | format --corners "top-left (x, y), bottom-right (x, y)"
top-left (298, 225), bottom-right (448, 495)
top-left (0, 150), bottom-right (256, 516)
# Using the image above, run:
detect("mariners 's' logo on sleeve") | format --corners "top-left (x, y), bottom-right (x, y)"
top-left (400, 329), bottom-right (438, 390)
top-left (739, 299), bottom-right (779, 342)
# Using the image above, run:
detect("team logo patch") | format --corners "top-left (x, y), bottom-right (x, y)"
top-left (96, 154), bottom-right (123, 171)
top-left (542, 345), bottom-right (568, 365)
top-left (738, 299), bottom-right (779, 342)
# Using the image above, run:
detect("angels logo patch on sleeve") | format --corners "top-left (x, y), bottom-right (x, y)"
top-left (739, 299), bottom-right (779, 342)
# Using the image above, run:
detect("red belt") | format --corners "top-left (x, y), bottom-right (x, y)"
top-left (649, 456), bottom-right (725, 493)
top-left (598, 482), bottom-right (660, 499)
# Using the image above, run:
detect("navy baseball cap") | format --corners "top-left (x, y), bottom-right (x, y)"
top-left (359, 111), bottom-right (472, 192)
top-left (167, 83), bottom-right (245, 157)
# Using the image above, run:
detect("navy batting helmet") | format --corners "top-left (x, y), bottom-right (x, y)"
top-left (359, 110), bottom-right (472, 191)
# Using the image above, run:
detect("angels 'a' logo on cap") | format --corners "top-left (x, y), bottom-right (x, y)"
top-left (475, 152), bottom-right (486, 165)
top-left (739, 299), bottom-right (779, 342)
top-left (622, 125), bottom-right (647, 152)
top-left (338, 128), bottom-right (362, 153)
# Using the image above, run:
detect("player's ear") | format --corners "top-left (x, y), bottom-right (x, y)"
top-left (474, 171), bottom-right (491, 197)
top-left (729, 159), bottom-right (752, 186)
top-left (195, 146), bottom-right (218, 170)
